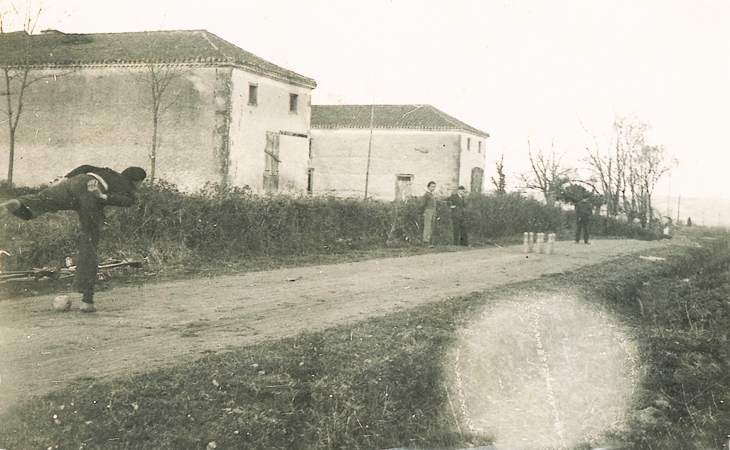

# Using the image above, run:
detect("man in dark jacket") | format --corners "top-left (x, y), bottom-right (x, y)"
top-left (0, 165), bottom-right (147, 312)
top-left (575, 197), bottom-right (592, 244)
top-left (447, 186), bottom-right (468, 246)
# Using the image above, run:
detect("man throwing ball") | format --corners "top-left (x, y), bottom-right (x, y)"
top-left (0, 165), bottom-right (147, 312)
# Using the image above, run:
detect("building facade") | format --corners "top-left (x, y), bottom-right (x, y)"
top-left (310, 105), bottom-right (489, 200)
top-left (0, 30), bottom-right (316, 193)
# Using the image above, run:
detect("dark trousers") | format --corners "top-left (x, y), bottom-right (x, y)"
top-left (452, 216), bottom-right (468, 246)
top-left (575, 218), bottom-right (589, 243)
top-left (16, 176), bottom-right (105, 300)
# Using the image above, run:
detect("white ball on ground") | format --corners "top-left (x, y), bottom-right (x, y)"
top-left (53, 295), bottom-right (72, 311)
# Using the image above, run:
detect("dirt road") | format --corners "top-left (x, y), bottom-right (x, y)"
top-left (0, 239), bottom-right (666, 416)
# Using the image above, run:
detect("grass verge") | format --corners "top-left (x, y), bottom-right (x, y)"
top-left (586, 231), bottom-right (730, 449)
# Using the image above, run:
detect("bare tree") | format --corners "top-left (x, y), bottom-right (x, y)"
top-left (491, 153), bottom-right (506, 194)
top-left (519, 138), bottom-right (573, 206)
top-left (582, 115), bottom-right (648, 217)
top-left (0, 0), bottom-right (74, 184)
top-left (632, 144), bottom-right (677, 228)
top-left (583, 132), bottom-right (615, 216)
top-left (0, 0), bottom-right (44, 33)
top-left (613, 116), bottom-right (648, 221)
top-left (139, 33), bottom-right (187, 184)
top-left (143, 63), bottom-right (181, 184)
top-left (0, 0), bottom-right (44, 184)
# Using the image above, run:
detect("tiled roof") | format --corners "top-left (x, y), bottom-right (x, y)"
top-left (311, 104), bottom-right (489, 138)
top-left (0, 29), bottom-right (316, 88)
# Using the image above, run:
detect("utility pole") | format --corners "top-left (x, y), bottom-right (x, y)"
top-left (677, 195), bottom-right (681, 223)
top-left (364, 103), bottom-right (375, 199)
top-left (666, 174), bottom-right (671, 219)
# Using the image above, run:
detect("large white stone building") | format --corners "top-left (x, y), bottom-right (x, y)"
top-left (0, 29), bottom-right (316, 194)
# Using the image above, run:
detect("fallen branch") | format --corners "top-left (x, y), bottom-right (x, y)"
top-left (0, 259), bottom-right (144, 283)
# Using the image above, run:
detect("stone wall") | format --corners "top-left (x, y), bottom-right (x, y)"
top-left (0, 64), bottom-right (314, 193)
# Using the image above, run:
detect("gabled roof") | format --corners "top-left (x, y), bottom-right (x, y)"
top-left (311, 104), bottom-right (489, 138)
top-left (0, 29), bottom-right (316, 88)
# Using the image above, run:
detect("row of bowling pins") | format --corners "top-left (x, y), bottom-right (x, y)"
top-left (523, 232), bottom-right (556, 254)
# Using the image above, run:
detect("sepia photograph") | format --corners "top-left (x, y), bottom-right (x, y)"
top-left (0, 0), bottom-right (729, 448)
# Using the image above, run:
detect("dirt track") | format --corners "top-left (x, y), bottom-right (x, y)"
top-left (0, 239), bottom-right (667, 417)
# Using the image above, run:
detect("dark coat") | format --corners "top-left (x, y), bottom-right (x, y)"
top-left (447, 193), bottom-right (466, 218)
top-left (13, 165), bottom-right (143, 298)
top-left (66, 165), bottom-right (139, 207)
top-left (575, 200), bottom-right (592, 221)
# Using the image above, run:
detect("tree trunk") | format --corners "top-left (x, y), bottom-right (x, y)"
top-left (6, 132), bottom-right (14, 185)
top-left (150, 112), bottom-right (158, 184)
top-left (4, 69), bottom-right (14, 184)
top-left (545, 192), bottom-right (556, 208)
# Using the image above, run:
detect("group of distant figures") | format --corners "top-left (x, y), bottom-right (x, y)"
top-left (419, 182), bottom-right (594, 247)
top-left (419, 182), bottom-right (469, 247)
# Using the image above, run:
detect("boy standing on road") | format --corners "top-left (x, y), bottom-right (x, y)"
top-left (447, 186), bottom-right (468, 246)
top-left (0, 165), bottom-right (147, 312)
top-left (575, 196), bottom-right (592, 244)
top-left (421, 181), bottom-right (437, 246)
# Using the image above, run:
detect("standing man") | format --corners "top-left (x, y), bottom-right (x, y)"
top-left (0, 165), bottom-right (147, 312)
top-left (575, 196), bottom-right (592, 244)
top-left (447, 186), bottom-right (468, 246)
top-left (420, 181), bottom-right (437, 246)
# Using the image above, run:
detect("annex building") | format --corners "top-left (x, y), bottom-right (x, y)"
top-left (309, 104), bottom-right (489, 201)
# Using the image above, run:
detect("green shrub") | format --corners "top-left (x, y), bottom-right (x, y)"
top-left (466, 192), bottom-right (565, 239)
top-left (586, 214), bottom-right (665, 240)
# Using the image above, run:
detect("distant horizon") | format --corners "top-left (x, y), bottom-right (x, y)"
top-left (651, 195), bottom-right (730, 227)
top-left (653, 195), bottom-right (730, 200)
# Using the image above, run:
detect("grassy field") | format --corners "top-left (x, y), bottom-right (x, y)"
top-left (1, 229), bottom-right (728, 449)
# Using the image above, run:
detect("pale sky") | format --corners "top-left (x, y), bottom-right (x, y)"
top-left (8, 0), bottom-right (730, 199)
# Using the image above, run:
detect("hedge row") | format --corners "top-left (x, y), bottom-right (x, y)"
top-left (0, 182), bottom-right (651, 271)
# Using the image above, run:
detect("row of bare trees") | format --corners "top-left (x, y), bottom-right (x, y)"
top-left (519, 115), bottom-right (677, 229)
top-left (584, 116), bottom-right (677, 228)
top-left (0, 0), bottom-right (182, 186)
